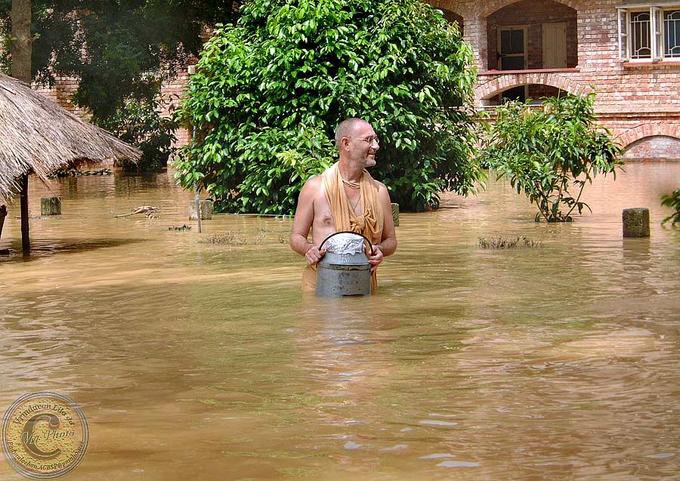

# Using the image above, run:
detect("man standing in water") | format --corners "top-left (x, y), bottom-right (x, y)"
top-left (290, 118), bottom-right (397, 291)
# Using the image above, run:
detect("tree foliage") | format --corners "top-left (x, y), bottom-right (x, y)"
top-left (661, 189), bottom-right (680, 226)
top-left (175, 0), bottom-right (481, 214)
top-left (0, 0), bottom-right (240, 121)
top-left (100, 98), bottom-right (178, 171)
top-left (1, 1), bottom-right (241, 170)
top-left (482, 94), bottom-right (623, 222)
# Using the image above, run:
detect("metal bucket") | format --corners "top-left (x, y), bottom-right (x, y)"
top-left (316, 232), bottom-right (372, 297)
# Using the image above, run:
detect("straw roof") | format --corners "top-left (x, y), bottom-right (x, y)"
top-left (0, 73), bottom-right (142, 201)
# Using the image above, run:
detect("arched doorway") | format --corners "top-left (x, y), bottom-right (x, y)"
top-left (483, 84), bottom-right (571, 106)
top-left (486, 0), bottom-right (578, 71)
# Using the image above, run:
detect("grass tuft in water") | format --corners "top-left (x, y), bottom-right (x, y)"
top-left (168, 224), bottom-right (191, 231)
top-left (478, 236), bottom-right (542, 249)
top-left (201, 232), bottom-right (248, 246)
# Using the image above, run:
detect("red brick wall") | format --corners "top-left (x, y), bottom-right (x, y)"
top-left (38, 69), bottom-right (193, 148)
top-left (430, 0), bottom-right (680, 156)
top-left (159, 66), bottom-right (193, 148)
top-left (33, 76), bottom-right (90, 119)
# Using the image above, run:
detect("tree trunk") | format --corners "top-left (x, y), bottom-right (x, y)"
top-left (11, 0), bottom-right (32, 83)
top-left (11, 0), bottom-right (32, 254)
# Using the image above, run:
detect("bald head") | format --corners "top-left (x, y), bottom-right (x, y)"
top-left (335, 118), bottom-right (370, 148)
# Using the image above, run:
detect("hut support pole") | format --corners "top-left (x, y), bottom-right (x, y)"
top-left (0, 205), bottom-right (6, 239)
top-left (19, 175), bottom-right (30, 253)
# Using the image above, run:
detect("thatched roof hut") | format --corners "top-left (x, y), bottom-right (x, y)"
top-left (0, 73), bottom-right (141, 201)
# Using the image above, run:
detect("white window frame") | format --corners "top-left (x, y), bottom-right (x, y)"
top-left (617, 4), bottom-right (680, 62)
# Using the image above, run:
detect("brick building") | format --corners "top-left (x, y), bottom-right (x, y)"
top-left (429, 0), bottom-right (680, 159)
top-left (33, 69), bottom-right (195, 149)
top-left (40, 0), bottom-right (680, 160)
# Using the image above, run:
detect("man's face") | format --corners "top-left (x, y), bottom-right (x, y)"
top-left (346, 122), bottom-right (379, 167)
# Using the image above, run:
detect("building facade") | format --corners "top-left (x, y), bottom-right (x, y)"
top-left (429, 0), bottom-right (680, 159)
top-left (38, 0), bottom-right (680, 160)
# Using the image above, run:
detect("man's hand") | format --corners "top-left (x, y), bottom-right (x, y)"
top-left (305, 245), bottom-right (326, 265)
top-left (368, 244), bottom-right (384, 273)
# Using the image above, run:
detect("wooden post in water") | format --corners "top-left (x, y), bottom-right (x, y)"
top-left (0, 205), bottom-right (6, 239)
top-left (186, 64), bottom-right (203, 233)
top-left (623, 208), bottom-right (650, 237)
top-left (194, 187), bottom-right (202, 233)
top-left (41, 196), bottom-right (61, 215)
top-left (19, 174), bottom-right (30, 253)
top-left (391, 203), bottom-right (399, 227)
top-left (189, 200), bottom-right (213, 221)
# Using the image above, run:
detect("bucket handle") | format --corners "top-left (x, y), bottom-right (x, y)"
top-left (319, 231), bottom-right (375, 255)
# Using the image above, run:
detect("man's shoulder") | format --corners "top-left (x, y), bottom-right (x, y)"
top-left (300, 174), bottom-right (326, 200)
top-left (305, 174), bottom-right (322, 185)
top-left (303, 174), bottom-right (323, 190)
top-left (371, 178), bottom-right (388, 193)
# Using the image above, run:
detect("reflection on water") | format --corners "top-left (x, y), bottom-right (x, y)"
top-left (1, 163), bottom-right (679, 480)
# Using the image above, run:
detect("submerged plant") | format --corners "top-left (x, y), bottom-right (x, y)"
top-left (482, 94), bottom-right (623, 222)
top-left (478, 236), bottom-right (542, 249)
top-left (661, 189), bottom-right (680, 226)
top-left (201, 232), bottom-right (248, 245)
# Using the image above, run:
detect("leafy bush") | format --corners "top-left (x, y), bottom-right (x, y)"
top-left (482, 94), bottom-right (623, 222)
top-left (175, 0), bottom-right (481, 214)
top-left (661, 189), bottom-right (680, 226)
top-left (101, 98), bottom-right (177, 171)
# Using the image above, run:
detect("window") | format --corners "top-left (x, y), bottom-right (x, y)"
top-left (618, 5), bottom-right (680, 61)
top-left (498, 27), bottom-right (528, 70)
top-left (666, 10), bottom-right (680, 57)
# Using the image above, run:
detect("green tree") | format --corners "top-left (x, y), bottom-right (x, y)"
top-left (1, 0), bottom-right (240, 121)
top-left (482, 94), bottom-right (623, 222)
top-left (661, 189), bottom-right (680, 226)
top-left (100, 98), bottom-right (178, 171)
top-left (175, 0), bottom-right (481, 214)
top-left (1, 1), bottom-right (241, 169)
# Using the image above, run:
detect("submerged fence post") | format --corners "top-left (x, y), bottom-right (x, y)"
top-left (194, 187), bottom-right (202, 233)
top-left (622, 208), bottom-right (650, 238)
top-left (189, 198), bottom-right (213, 221)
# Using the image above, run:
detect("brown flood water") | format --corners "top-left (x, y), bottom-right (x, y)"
top-left (1, 162), bottom-right (679, 480)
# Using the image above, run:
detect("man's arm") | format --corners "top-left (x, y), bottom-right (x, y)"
top-left (377, 185), bottom-right (397, 256)
top-left (367, 184), bottom-right (397, 271)
top-left (289, 177), bottom-right (325, 264)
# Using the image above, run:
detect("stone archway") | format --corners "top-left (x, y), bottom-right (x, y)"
top-left (475, 72), bottom-right (589, 104)
top-left (481, 0), bottom-right (580, 19)
top-left (618, 124), bottom-right (680, 150)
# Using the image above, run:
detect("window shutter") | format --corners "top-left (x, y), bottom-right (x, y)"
top-left (618, 8), bottom-right (629, 60)
top-left (651, 6), bottom-right (663, 60)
